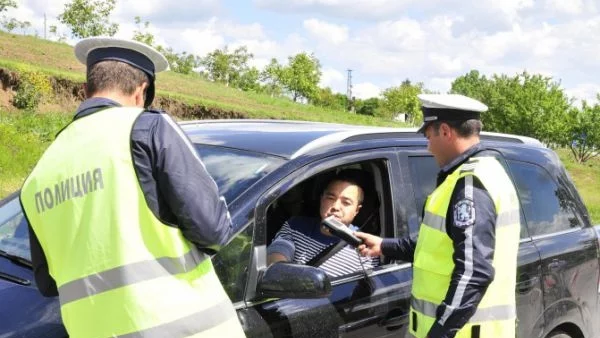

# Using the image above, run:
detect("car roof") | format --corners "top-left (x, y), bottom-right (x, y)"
top-left (180, 119), bottom-right (544, 159)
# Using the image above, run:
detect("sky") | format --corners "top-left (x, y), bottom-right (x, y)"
top-left (5, 0), bottom-right (600, 103)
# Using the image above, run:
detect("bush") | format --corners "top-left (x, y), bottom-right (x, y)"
top-left (12, 70), bottom-right (52, 111)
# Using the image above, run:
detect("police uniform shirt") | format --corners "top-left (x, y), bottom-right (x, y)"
top-left (28, 97), bottom-right (234, 296)
top-left (380, 143), bottom-right (497, 338)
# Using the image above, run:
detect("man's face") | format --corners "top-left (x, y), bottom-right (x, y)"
top-left (319, 180), bottom-right (363, 226)
top-left (424, 123), bottom-right (450, 167)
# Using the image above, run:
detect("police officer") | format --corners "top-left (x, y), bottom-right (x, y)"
top-left (20, 37), bottom-right (246, 337)
top-left (356, 94), bottom-right (520, 338)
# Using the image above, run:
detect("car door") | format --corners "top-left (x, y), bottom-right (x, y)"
top-left (240, 148), bottom-right (414, 338)
top-left (402, 150), bottom-right (545, 338)
top-left (507, 159), bottom-right (600, 337)
top-left (0, 193), bottom-right (66, 338)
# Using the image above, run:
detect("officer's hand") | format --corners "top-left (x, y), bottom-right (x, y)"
top-left (355, 232), bottom-right (383, 257)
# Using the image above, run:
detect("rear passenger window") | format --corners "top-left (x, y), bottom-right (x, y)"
top-left (408, 156), bottom-right (438, 214)
top-left (508, 161), bottom-right (581, 237)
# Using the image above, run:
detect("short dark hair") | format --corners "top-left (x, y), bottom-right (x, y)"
top-left (430, 119), bottom-right (483, 138)
top-left (324, 169), bottom-right (370, 204)
top-left (86, 60), bottom-right (149, 97)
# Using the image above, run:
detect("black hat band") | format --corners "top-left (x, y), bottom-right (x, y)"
top-left (87, 47), bottom-right (156, 80)
top-left (421, 107), bottom-right (481, 122)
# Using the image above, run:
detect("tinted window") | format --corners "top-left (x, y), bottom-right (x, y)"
top-left (212, 225), bottom-right (253, 302)
top-left (0, 195), bottom-right (30, 261)
top-left (508, 161), bottom-right (581, 237)
top-left (195, 145), bottom-right (284, 202)
top-left (408, 156), bottom-right (438, 214)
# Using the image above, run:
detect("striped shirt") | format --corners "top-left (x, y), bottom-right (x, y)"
top-left (268, 216), bottom-right (380, 278)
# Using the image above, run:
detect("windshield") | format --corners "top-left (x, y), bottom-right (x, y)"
top-left (0, 146), bottom-right (282, 262)
top-left (194, 144), bottom-right (284, 202)
top-left (0, 194), bottom-right (30, 261)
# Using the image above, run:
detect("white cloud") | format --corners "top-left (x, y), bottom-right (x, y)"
top-left (565, 84), bottom-right (600, 106)
top-left (319, 67), bottom-right (345, 90)
top-left (303, 19), bottom-right (348, 45)
top-left (353, 82), bottom-right (382, 99)
top-left (255, 0), bottom-right (419, 20)
top-left (544, 0), bottom-right (584, 15)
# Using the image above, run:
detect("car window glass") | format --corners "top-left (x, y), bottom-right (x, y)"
top-left (212, 225), bottom-right (254, 302)
top-left (0, 195), bottom-right (30, 260)
top-left (407, 156), bottom-right (438, 215)
top-left (508, 160), bottom-right (581, 237)
top-left (194, 144), bottom-right (284, 203)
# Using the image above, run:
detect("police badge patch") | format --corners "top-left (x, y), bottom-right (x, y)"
top-left (453, 199), bottom-right (476, 228)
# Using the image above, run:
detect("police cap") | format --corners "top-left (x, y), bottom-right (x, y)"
top-left (74, 37), bottom-right (169, 108)
top-left (416, 94), bottom-right (488, 133)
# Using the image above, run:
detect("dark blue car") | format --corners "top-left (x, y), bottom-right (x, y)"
top-left (1, 120), bottom-right (599, 338)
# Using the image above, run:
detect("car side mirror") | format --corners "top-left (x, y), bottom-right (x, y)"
top-left (257, 262), bottom-right (331, 299)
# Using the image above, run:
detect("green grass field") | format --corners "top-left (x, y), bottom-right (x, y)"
top-left (556, 149), bottom-right (600, 225)
top-left (0, 32), bottom-right (402, 127)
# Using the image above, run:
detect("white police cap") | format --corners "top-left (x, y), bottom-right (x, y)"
top-left (74, 37), bottom-right (169, 108)
top-left (74, 37), bottom-right (169, 73)
top-left (417, 94), bottom-right (488, 133)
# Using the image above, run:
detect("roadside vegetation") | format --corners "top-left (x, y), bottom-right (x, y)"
top-left (0, 1), bottom-right (597, 222)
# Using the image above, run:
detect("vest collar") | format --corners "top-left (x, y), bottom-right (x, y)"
top-left (74, 97), bottom-right (122, 120)
top-left (437, 143), bottom-right (483, 185)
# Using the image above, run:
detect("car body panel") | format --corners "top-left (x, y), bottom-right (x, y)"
top-left (0, 120), bottom-right (598, 338)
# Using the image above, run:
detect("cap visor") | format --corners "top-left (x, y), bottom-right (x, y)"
top-left (417, 122), bottom-right (428, 134)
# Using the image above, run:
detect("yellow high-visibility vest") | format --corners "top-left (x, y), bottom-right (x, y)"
top-left (21, 107), bottom-right (245, 338)
top-left (409, 156), bottom-right (520, 338)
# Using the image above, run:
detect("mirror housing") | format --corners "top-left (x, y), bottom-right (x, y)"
top-left (257, 262), bottom-right (331, 299)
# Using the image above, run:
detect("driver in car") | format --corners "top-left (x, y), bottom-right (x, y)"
top-left (267, 169), bottom-right (379, 277)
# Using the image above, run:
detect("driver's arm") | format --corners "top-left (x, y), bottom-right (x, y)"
top-left (267, 221), bottom-right (295, 265)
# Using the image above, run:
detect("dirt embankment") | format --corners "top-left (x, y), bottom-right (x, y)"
top-left (0, 68), bottom-right (247, 120)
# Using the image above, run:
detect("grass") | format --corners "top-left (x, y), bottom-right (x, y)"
top-left (0, 110), bottom-right (72, 197)
top-left (0, 31), bottom-right (403, 127)
top-left (556, 148), bottom-right (600, 225)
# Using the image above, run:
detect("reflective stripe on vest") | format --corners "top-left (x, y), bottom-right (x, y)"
top-left (58, 247), bottom-right (209, 306)
top-left (410, 156), bottom-right (520, 338)
top-left (20, 107), bottom-right (245, 338)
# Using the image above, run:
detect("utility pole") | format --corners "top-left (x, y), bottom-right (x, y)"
top-left (346, 69), bottom-right (354, 112)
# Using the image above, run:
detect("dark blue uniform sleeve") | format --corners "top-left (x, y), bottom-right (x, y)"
top-left (131, 112), bottom-right (233, 254)
top-left (380, 236), bottom-right (417, 262)
top-left (27, 224), bottom-right (58, 296)
top-left (427, 175), bottom-right (497, 338)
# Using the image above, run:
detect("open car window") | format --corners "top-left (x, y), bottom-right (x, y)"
top-left (265, 159), bottom-right (394, 280)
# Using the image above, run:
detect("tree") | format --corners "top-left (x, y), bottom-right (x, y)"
top-left (1, 16), bottom-right (17, 32)
top-left (381, 79), bottom-right (423, 123)
top-left (236, 67), bottom-right (261, 92)
top-left (566, 99), bottom-right (600, 163)
top-left (355, 97), bottom-right (381, 116)
top-left (260, 58), bottom-right (285, 97)
top-left (200, 46), bottom-right (254, 88)
top-left (58, 0), bottom-right (119, 38)
top-left (313, 87), bottom-right (347, 110)
top-left (451, 70), bottom-right (571, 146)
top-left (132, 16), bottom-right (155, 46)
top-left (19, 20), bottom-right (30, 35)
top-left (281, 52), bottom-right (321, 102)
top-left (156, 46), bottom-right (200, 75)
top-left (0, 0), bottom-right (16, 13)
top-left (49, 25), bottom-right (67, 42)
